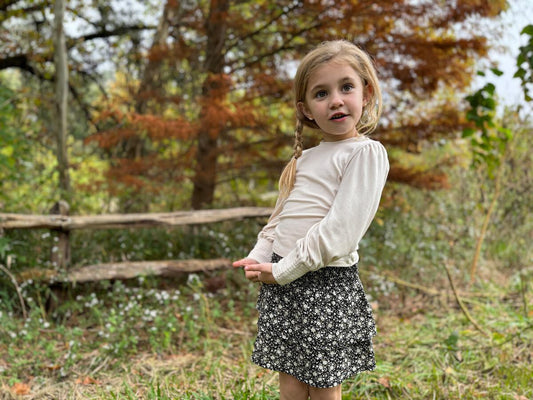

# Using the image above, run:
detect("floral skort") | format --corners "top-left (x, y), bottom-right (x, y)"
top-left (251, 253), bottom-right (376, 388)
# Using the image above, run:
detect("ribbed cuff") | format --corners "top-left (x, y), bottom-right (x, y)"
top-left (271, 251), bottom-right (308, 285)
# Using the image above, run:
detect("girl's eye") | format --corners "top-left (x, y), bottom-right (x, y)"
top-left (315, 90), bottom-right (327, 98)
top-left (342, 83), bottom-right (354, 92)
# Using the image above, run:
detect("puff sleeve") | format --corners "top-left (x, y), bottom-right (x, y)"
top-left (272, 141), bottom-right (389, 285)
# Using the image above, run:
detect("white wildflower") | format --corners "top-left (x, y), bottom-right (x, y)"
top-left (187, 274), bottom-right (200, 284)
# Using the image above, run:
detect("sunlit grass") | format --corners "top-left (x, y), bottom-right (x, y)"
top-left (0, 265), bottom-right (531, 399)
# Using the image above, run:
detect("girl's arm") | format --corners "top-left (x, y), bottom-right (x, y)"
top-left (272, 141), bottom-right (389, 285)
top-left (233, 193), bottom-right (285, 283)
top-left (245, 194), bottom-right (285, 263)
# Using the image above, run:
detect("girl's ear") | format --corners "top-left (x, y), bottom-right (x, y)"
top-left (297, 101), bottom-right (313, 120)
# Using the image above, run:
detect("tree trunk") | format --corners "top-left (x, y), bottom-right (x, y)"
top-left (53, 0), bottom-right (70, 198)
top-left (192, 132), bottom-right (219, 208)
top-left (191, 0), bottom-right (229, 210)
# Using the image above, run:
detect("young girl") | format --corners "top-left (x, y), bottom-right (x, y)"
top-left (233, 40), bottom-right (389, 400)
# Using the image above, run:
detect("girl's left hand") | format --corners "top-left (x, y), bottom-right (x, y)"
top-left (244, 263), bottom-right (278, 284)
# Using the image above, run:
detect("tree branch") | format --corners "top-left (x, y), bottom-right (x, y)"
top-left (0, 54), bottom-right (36, 73)
top-left (70, 24), bottom-right (156, 44)
top-left (444, 261), bottom-right (490, 337)
top-left (229, 20), bottom-right (325, 74)
top-left (0, 263), bottom-right (27, 319)
top-left (226, 2), bottom-right (301, 51)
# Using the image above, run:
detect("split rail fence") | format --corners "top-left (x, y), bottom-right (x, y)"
top-left (0, 203), bottom-right (272, 283)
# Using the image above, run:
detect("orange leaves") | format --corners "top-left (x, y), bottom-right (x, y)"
top-left (10, 382), bottom-right (30, 395)
top-left (87, 108), bottom-right (196, 150)
top-left (77, 0), bottom-right (508, 206)
top-left (200, 101), bottom-right (231, 140)
top-left (131, 114), bottom-right (195, 141)
top-left (102, 151), bottom-right (193, 196)
top-left (451, 0), bottom-right (507, 19)
top-left (201, 73), bottom-right (233, 107)
top-left (377, 376), bottom-right (391, 389)
top-left (75, 376), bottom-right (102, 385)
top-left (7, 376), bottom-right (103, 396)
top-left (146, 43), bottom-right (169, 64)
top-left (388, 165), bottom-right (450, 190)
top-left (86, 128), bottom-right (138, 149)
top-left (197, 73), bottom-right (264, 140)
top-left (249, 73), bottom-right (292, 99)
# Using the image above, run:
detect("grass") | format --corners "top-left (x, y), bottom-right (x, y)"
top-left (1, 142), bottom-right (532, 398)
top-left (0, 261), bottom-right (531, 399)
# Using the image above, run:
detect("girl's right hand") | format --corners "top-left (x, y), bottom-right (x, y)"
top-left (232, 258), bottom-right (260, 281)
top-left (232, 258), bottom-right (258, 268)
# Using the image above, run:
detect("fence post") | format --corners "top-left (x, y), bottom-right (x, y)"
top-left (50, 200), bottom-right (70, 270)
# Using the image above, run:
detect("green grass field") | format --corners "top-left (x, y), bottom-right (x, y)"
top-left (1, 262), bottom-right (531, 399)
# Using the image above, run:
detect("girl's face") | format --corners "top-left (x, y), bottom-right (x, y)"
top-left (298, 60), bottom-right (366, 142)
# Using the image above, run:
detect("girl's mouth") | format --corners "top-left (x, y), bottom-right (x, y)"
top-left (330, 113), bottom-right (348, 120)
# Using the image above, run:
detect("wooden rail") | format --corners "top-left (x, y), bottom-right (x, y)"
top-left (0, 207), bottom-right (273, 230)
top-left (0, 206), bottom-right (273, 283)
top-left (65, 258), bottom-right (233, 283)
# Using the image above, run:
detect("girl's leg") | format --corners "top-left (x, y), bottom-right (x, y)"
top-left (279, 372), bottom-right (309, 400)
top-left (308, 384), bottom-right (342, 400)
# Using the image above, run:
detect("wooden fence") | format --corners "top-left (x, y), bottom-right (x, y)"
top-left (0, 205), bottom-right (272, 283)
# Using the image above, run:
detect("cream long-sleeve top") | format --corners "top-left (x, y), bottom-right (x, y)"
top-left (247, 136), bottom-right (389, 286)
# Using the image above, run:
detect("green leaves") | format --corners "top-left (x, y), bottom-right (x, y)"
top-left (0, 237), bottom-right (10, 261)
top-left (514, 24), bottom-right (533, 102)
top-left (0, 85), bottom-right (15, 172)
top-left (463, 24), bottom-right (533, 178)
top-left (462, 76), bottom-right (511, 179)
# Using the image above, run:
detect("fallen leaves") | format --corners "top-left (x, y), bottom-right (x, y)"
top-left (378, 376), bottom-right (391, 388)
top-left (75, 376), bottom-right (102, 385)
top-left (11, 382), bottom-right (30, 395)
top-left (6, 375), bottom-right (101, 397)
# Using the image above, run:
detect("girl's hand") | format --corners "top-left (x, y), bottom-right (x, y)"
top-left (232, 258), bottom-right (258, 268)
top-left (244, 263), bottom-right (277, 284)
top-left (232, 258), bottom-right (261, 282)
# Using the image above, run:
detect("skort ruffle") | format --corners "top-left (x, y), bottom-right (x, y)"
top-left (251, 253), bottom-right (376, 388)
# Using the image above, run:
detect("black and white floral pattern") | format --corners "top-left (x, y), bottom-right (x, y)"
top-left (251, 253), bottom-right (376, 388)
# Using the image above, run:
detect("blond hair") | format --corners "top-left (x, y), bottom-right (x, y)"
top-left (277, 40), bottom-right (382, 201)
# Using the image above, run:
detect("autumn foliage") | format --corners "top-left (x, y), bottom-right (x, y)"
top-left (0, 0), bottom-right (509, 209)
top-left (87, 0), bottom-right (508, 209)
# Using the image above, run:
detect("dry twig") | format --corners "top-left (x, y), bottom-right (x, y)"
top-left (0, 262), bottom-right (27, 319)
top-left (444, 261), bottom-right (490, 337)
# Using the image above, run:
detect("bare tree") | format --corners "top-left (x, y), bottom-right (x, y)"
top-left (52, 0), bottom-right (71, 269)
top-left (53, 0), bottom-right (70, 198)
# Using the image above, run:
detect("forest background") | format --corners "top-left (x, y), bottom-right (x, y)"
top-left (0, 0), bottom-right (532, 399)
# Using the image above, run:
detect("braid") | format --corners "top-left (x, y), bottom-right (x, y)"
top-left (278, 120), bottom-right (304, 201)
top-left (293, 120), bottom-right (303, 159)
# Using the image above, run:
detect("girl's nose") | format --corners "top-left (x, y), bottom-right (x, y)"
top-left (330, 91), bottom-right (343, 108)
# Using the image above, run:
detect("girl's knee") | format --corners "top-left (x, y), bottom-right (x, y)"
top-left (279, 372), bottom-right (309, 400)
top-left (308, 384), bottom-right (342, 400)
